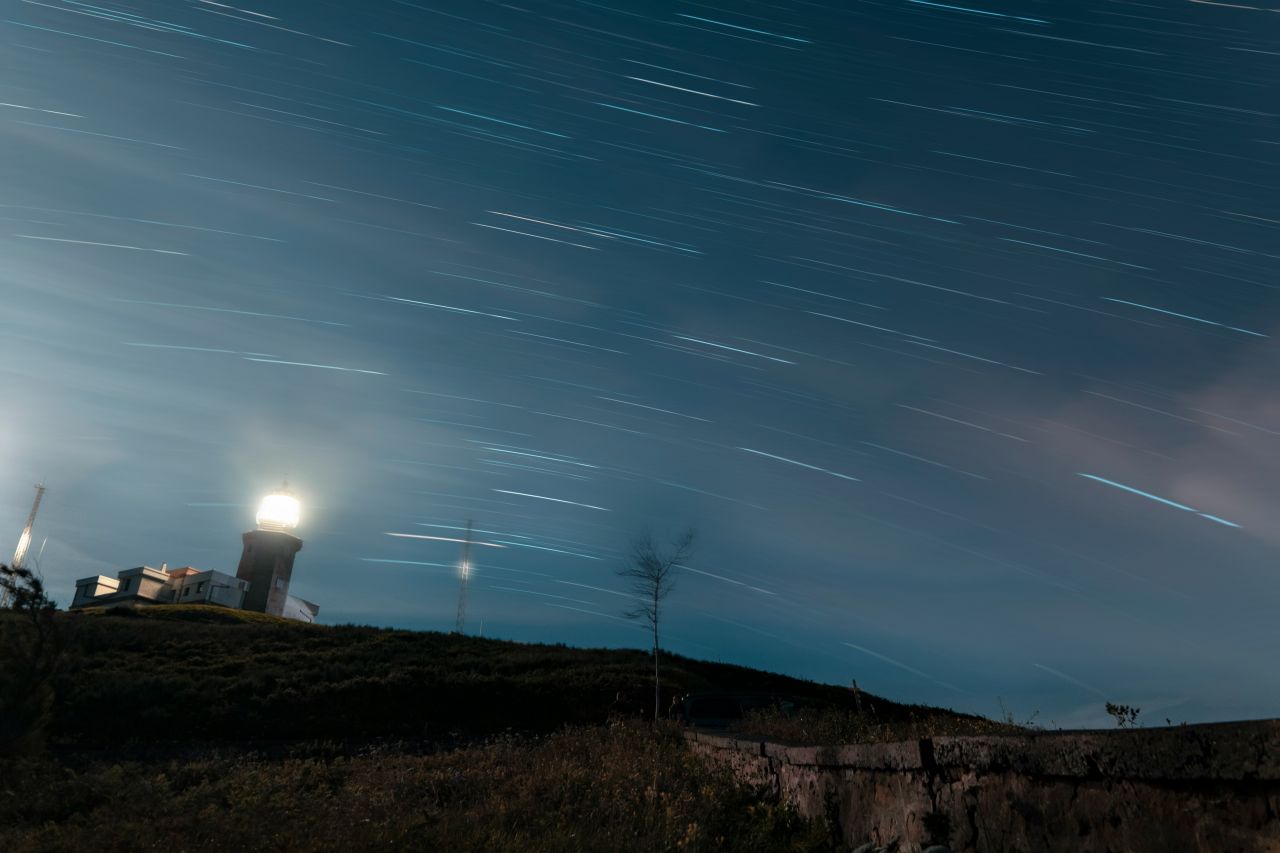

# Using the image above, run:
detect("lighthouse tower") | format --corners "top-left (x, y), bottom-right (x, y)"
top-left (236, 483), bottom-right (303, 616)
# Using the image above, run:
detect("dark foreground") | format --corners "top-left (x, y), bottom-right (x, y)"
top-left (2, 723), bottom-right (830, 853)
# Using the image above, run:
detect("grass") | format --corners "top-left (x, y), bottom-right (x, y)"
top-left (738, 705), bottom-right (1024, 746)
top-left (0, 605), bottom-right (1006, 850)
top-left (27, 605), bottom-right (971, 749)
top-left (0, 722), bottom-right (832, 852)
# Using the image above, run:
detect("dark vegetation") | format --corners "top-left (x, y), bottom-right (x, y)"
top-left (0, 564), bottom-right (70, 756)
top-left (1, 721), bottom-right (829, 852)
top-left (0, 598), bottom-right (994, 851)
top-left (738, 705), bottom-right (1023, 746)
top-left (20, 605), bottom-right (964, 750)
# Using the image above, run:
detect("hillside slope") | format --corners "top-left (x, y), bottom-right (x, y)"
top-left (33, 606), bottom-right (967, 747)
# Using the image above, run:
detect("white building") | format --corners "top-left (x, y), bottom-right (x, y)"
top-left (69, 485), bottom-right (320, 623)
top-left (71, 565), bottom-right (249, 610)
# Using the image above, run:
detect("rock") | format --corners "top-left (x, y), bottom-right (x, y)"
top-left (851, 844), bottom-right (878, 853)
top-left (922, 847), bottom-right (953, 853)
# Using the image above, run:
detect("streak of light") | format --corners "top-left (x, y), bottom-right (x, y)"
top-left (238, 103), bottom-right (382, 135)
top-left (861, 441), bottom-right (990, 480)
top-left (1077, 474), bottom-right (1242, 528)
top-left (1000, 239), bottom-right (1152, 270)
top-left (532, 411), bottom-right (647, 436)
top-left (481, 447), bottom-right (599, 468)
top-left (1102, 299), bottom-right (1267, 337)
top-left (109, 299), bottom-right (346, 326)
top-left (557, 580), bottom-right (636, 598)
top-left (596, 397), bottom-right (712, 423)
top-left (6, 19), bottom-right (184, 58)
top-left (0, 204), bottom-right (282, 241)
top-left (402, 389), bottom-right (523, 409)
top-left (898, 405), bottom-right (1031, 443)
top-left (737, 447), bottom-right (860, 481)
top-left (769, 183), bottom-right (957, 224)
top-left (595, 102), bottom-right (725, 133)
top-left (509, 330), bottom-right (626, 354)
top-left (385, 532), bottom-right (506, 547)
top-left (1191, 409), bottom-right (1280, 437)
top-left (492, 489), bottom-right (611, 511)
top-left (656, 479), bottom-right (767, 510)
top-left (792, 257), bottom-right (1008, 305)
top-left (489, 586), bottom-right (597, 606)
top-left (908, 0), bottom-right (1047, 24)
top-left (480, 459), bottom-right (591, 480)
top-left (12, 120), bottom-right (185, 149)
top-left (472, 222), bottom-right (600, 250)
top-left (544, 602), bottom-right (645, 626)
top-left (1084, 391), bottom-right (1237, 435)
top-left (414, 491), bottom-right (524, 507)
top-left (843, 642), bottom-right (963, 692)
top-left (14, 234), bottom-right (186, 255)
top-left (808, 311), bottom-right (933, 341)
top-left (418, 524), bottom-right (531, 539)
top-left (1032, 664), bottom-right (1108, 698)
top-left (904, 341), bottom-right (1043, 375)
top-left (671, 335), bottom-right (795, 364)
top-left (935, 151), bottom-right (1073, 178)
top-left (488, 211), bottom-right (615, 237)
top-left (197, 1), bottom-right (277, 21)
top-left (675, 13), bottom-right (812, 44)
top-left (0, 101), bottom-right (80, 117)
top-left (492, 540), bottom-right (601, 560)
top-left (436, 106), bottom-right (569, 138)
top-left (413, 418), bottom-right (531, 436)
top-left (703, 614), bottom-right (782, 641)
top-left (382, 295), bottom-right (518, 321)
top-left (360, 558), bottom-right (455, 570)
top-left (194, 3), bottom-right (349, 45)
top-left (185, 174), bottom-right (335, 202)
top-left (996, 28), bottom-right (1164, 56)
top-left (624, 77), bottom-right (758, 106)
top-left (1015, 293), bottom-right (1161, 327)
top-left (243, 358), bottom-right (385, 375)
top-left (764, 280), bottom-right (883, 308)
top-left (676, 564), bottom-right (776, 596)
top-left (126, 343), bottom-right (256, 355)
top-left (621, 59), bottom-right (753, 88)
top-left (303, 181), bottom-right (440, 208)
top-left (968, 216), bottom-right (1107, 245)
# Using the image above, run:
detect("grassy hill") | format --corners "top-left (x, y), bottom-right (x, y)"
top-left (38, 605), bottom-right (965, 750)
top-left (1, 604), bottom-right (1007, 851)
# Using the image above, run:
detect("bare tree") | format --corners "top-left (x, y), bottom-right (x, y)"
top-left (618, 529), bottom-right (695, 722)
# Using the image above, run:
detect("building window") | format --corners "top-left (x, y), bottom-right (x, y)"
top-left (184, 586), bottom-right (191, 596)
top-left (121, 579), bottom-right (131, 592)
top-left (197, 582), bottom-right (206, 593)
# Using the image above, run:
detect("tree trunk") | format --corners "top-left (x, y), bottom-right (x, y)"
top-left (652, 603), bottom-right (660, 721)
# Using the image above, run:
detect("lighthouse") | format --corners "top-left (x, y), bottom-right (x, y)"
top-left (235, 483), bottom-right (304, 616)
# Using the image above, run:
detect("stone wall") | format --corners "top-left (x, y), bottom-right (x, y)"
top-left (685, 720), bottom-right (1280, 852)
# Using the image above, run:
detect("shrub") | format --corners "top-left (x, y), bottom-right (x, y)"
top-left (0, 723), bottom-right (832, 852)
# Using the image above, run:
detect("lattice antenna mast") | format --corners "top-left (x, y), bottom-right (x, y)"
top-left (454, 519), bottom-right (474, 634)
top-left (11, 484), bottom-right (45, 570)
top-left (4, 483), bottom-right (45, 608)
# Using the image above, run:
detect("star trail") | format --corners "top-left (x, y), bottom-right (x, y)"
top-left (2, 0), bottom-right (1277, 727)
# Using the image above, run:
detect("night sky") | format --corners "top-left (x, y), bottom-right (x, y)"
top-left (3, 0), bottom-right (1278, 728)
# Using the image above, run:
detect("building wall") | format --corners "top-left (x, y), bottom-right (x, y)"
top-left (72, 567), bottom-right (248, 611)
top-left (685, 721), bottom-right (1280, 852)
top-left (72, 576), bottom-right (119, 607)
top-left (235, 530), bottom-right (303, 616)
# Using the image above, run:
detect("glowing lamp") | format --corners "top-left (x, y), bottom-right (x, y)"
top-left (256, 485), bottom-right (300, 531)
